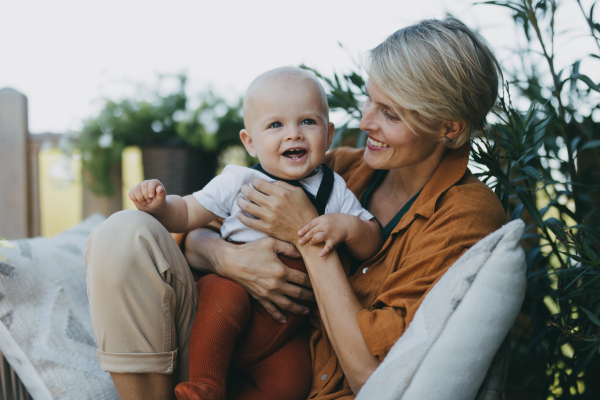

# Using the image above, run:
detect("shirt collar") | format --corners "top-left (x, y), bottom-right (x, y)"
top-left (392, 142), bottom-right (471, 233)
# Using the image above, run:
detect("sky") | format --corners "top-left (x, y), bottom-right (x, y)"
top-left (0, 0), bottom-right (597, 133)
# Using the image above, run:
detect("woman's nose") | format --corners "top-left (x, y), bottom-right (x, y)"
top-left (359, 103), bottom-right (377, 132)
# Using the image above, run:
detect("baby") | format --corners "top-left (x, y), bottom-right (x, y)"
top-left (129, 67), bottom-right (382, 400)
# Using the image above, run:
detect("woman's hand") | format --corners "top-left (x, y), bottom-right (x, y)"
top-left (184, 228), bottom-right (315, 324)
top-left (237, 179), bottom-right (319, 245)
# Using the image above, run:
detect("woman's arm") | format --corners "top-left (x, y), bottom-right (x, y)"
top-left (184, 228), bottom-right (315, 323)
top-left (237, 179), bottom-right (380, 393)
top-left (299, 245), bottom-right (381, 393)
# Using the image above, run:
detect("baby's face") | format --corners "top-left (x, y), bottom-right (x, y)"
top-left (240, 75), bottom-right (333, 181)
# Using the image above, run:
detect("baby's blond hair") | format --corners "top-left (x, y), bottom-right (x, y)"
top-left (243, 67), bottom-right (329, 130)
top-left (366, 18), bottom-right (502, 148)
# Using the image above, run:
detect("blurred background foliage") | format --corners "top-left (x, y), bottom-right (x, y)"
top-left (78, 75), bottom-right (245, 196)
top-left (305, 1), bottom-right (600, 398)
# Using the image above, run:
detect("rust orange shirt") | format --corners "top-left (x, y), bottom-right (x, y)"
top-left (307, 143), bottom-right (505, 399)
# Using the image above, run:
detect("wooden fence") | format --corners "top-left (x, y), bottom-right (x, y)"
top-left (0, 87), bottom-right (123, 240)
top-left (0, 349), bottom-right (30, 400)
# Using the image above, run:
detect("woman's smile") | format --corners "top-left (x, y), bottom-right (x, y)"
top-left (366, 136), bottom-right (390, 150)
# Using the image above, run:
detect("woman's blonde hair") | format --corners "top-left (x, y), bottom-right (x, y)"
top-left (366, 18), bottom-right (502, 148)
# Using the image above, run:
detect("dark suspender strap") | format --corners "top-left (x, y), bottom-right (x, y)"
top-left (314, 164), bottom-right (335, 216)
top-left (250, 163), bottom-right (334, 216)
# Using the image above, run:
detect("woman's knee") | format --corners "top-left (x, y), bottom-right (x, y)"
top-left (85, 210), bottom-right (170, 290)
top-left (91, 210), bottom-right (164, 245)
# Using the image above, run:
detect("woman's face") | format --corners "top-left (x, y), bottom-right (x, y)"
top-left (359, 80), bottom-right (443, 171)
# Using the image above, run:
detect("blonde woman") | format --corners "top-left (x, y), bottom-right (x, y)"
top-left (85, 17), bottom-right (505, 400)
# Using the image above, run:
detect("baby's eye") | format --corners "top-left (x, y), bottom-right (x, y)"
top-left (301, 118), bottom-right (316, 125)
top-left (269, 121), bottom-right (283, 129)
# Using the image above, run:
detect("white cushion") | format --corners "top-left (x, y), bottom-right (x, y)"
top-left (0, 214), bottom-right (117, 400)
top-left (357, 220), bottom-right (526, 400)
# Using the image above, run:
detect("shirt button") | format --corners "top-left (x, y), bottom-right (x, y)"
top-left (363, 267), bottom-right (369, 274)
top-left (321, 374), bottom-right (328, 381)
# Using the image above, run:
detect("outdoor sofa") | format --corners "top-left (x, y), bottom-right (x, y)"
top-left (0, 214), bottom-right (525, 400)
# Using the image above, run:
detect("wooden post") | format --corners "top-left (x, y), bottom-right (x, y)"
top-left (27, 133), bottom-right (61, 237)
top-left (0, 88), bottom-right (29, 239)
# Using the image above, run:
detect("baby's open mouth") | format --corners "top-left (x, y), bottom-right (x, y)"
top-left (283, 148), bottom-right (307, 160)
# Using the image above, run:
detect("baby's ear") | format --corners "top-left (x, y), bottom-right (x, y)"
top-left (326, 122), bottom-right (335, 149)
top-left (239, 129), bottom-right (257, 157)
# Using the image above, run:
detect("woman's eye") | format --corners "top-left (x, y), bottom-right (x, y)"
top-left (384, 110), bottom-right (400, 121)
top-left (301, 119), bottom-right (316, 125)
top-left (269, 121), bottom-right (283, 129)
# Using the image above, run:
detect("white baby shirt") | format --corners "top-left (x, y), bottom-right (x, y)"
top-left (193, 164), bottom-right (374, 243)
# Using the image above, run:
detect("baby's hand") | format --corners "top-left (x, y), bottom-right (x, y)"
top-left (297, 214), bottom-right (354, 257)
top-left (128, 179), bottom-right (167, 213)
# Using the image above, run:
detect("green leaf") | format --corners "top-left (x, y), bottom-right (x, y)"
top-left (580, 307), bottom-right (600, 327)
top-left (511, 203), bottom-right (524, 220)
top-left (572, 60), bottom-right (581, 77)
top-left (564, 266), bottom-right (591, 291)
top-left (574, 343), bottom-right (600, 376)
top-left (347, 72), bottom-right (365, 89)
top-left (583, 240), bottom-right (600, 264)
top-left (580, 139), bottom-right (600, 151)
top-left (560, 251), bottom-right (588, 264)
top-left (522, 166), bottom-right (541, 180)
top-left (515, 187), bottom-right (544, 228)
top-left (571, 74), bottom-right (600, 92)
top-left (571, 136), bottom-right (582, 151)
top-left (526, 246), bottom-right (543, 268)
top-left (544, 218), bottom-right (567, 241)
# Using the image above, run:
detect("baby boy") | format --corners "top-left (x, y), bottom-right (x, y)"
top-left (129, 67), bottom-right (382, 400)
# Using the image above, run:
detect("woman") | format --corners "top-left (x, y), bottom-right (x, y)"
top-left (85, 17), bottom-right (505, 400)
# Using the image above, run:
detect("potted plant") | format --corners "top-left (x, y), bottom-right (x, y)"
top-left (78, 75), bottom-right (244, 198)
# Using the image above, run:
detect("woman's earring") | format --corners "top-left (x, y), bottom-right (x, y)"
top-left (440, 136), bottom-right (451, 146)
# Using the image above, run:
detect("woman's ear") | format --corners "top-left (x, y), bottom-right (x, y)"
top-left (440, 121), bottom-right (466, 142)
top-left (327, 122), bottom-right (335, 149)
top-left (239, 129), bottom-right (257, 157)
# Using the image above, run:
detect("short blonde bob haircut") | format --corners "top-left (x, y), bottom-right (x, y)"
top-left (366, 18), bottom-right (502, 148)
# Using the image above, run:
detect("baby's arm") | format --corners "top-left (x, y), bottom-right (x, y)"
top-left (297, 214), bottom-right (382, 260)
top-left (129, 179), bottom-right (218, 233)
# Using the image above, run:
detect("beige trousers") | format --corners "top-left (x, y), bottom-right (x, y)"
top-left (84, 210), bottom-right (198, 382)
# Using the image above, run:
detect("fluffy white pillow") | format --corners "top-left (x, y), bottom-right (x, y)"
top-left (357, 220), bottom-right (526, 400)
